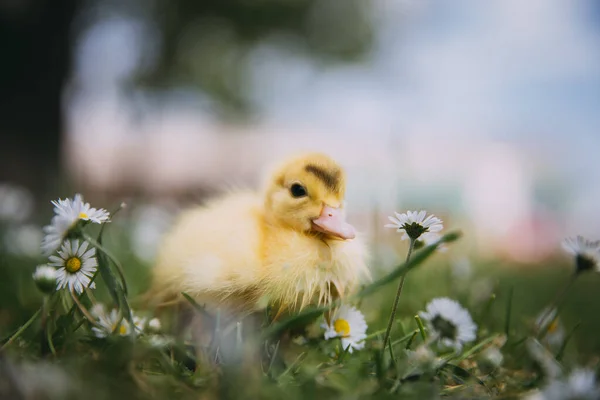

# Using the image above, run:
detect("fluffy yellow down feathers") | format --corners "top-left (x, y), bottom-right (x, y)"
top-left (151, 153), bottom-right (369, 315)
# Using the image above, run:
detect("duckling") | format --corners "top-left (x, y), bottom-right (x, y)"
top-left (151, 152), bottom-right (369, 316)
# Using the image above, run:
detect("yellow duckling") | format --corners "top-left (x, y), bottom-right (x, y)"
top-left (151, 152), bottom-right (369, 316)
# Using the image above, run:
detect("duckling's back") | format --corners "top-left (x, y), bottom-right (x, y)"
top-left (152, 192), bottom-right (264, 311)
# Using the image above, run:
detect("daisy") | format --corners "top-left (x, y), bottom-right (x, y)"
top-left (41, 216), bottom-right (74, 256)
top-left (419, 297), bottom-right (477, 351)
top-left (41, 194), bottom-right (110, 255)
top-left (133, 315), bottom-right (147, 334)
top-left (49, 240), bottom-right (97, 294)
top-left (32, 265), bottom-right (57, 294)
top-left (90, 304), bottom-right (131, 338)
top-left (406, 345), bottom-right (437, 369)
top-left (536, 308), bottom-right (565, 349)
top-left (562, 236), bottom-right (600, 274)
top-left (147, 335), bottom-right (175, 348)
top-left (385, 210), bottom-right (443, 241)
top-left (478, 346), bottom-right (504, 374)
top-left (528, 368), bottom-right (599, 400)
top-left (147, 318), bottom-right (162, 333)
top-left (321, 305), bottom-right (368, 353)
top-left (526, 338), bottom-right (562, 380)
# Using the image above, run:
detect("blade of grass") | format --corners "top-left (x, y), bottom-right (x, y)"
top-left (181, 292), bottom-right (211, 318)
top-left (556, 321), bottom-right (581, 361)
top-left (391, 330), bottom-right (419, 348)
top-left (84, 232), bottom-right (128, 295)
top-left (277, 352), bottom-right (306, 381)
top-left (387, 340), bottom-right (397, 368)
top-left (266, 340), bottom-right (280, 377)
top-left (454, 335), bottom-right (499, 362)
top-left (1, 308), bottom-right (42, 349)
top-left (374, 348), bottom-right (385, 383)
top-left (405, 331), bottom-right (418, 350)
top-left (95, 228), bottom-right (134, 337)
top-left (504, 286), bottom-right (514, 338)
top-left (338, 342), bottom-right (353, 364)
top-left (260, 305), bottom-right (329, 340)
top-left (414, 315), bottom-right (427, 341)
top-left (95, 233), bottom-right (121, 307)
top-left (440, 363), bottom-right (489, 392)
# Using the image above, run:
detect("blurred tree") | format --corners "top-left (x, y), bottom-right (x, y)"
top-left (0, 0), bottom-right (373, 195)
top-left (138, 0), bottom-right (374, 115)
top-left (0, 0), bottom-right (78, 198)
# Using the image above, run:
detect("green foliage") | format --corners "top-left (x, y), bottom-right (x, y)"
top-left (1, 207), bottom-right (599, 399)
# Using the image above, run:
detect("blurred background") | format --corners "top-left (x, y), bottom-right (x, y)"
top-left (2, 2), bottom-right (600, 397)
top-left (2, 0), bottom-right (600, 264)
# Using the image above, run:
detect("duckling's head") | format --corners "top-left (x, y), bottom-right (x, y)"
top-left (264, 153), bottom-right (356, 240)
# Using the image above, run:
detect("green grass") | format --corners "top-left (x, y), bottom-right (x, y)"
top-left (0, 217), bottom-right (599, 399)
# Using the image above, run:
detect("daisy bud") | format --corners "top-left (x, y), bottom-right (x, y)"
top-left (406, 345), bottom-right (437, 370)
top-left (147, 318), bottom-right (161, 333)
top-left (148, 335), bottom-right (174, 348)
top-left (32, 265), bottom-right (57, 294)
top-left (478, 346), bottom-right (503, 374)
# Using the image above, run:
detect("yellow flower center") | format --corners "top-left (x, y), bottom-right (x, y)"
top-left (65, 257), bottom-right (82, 273)
top-left (334, 319), bottom-right (351, 337)
top-left (119, 324), bottom-right (127, 335)
top-left (78, 212), bottom-right (89, 219)
top-left (547, 319), bottom-right (559, 333)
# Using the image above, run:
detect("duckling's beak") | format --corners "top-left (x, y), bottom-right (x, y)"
top-left (312, 205), bottom-right (356, 240)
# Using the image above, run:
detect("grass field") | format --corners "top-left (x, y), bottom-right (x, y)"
top-left (1, 194), bottom-right (599, 400)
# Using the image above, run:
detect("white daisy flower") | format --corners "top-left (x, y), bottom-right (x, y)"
top-left (536, 308), bottom-right (565, 349)
top-left (526, 338), bottom-right (562, 380)
top-left (321, 305), bottom-right (368, 353)
top-left (478, 346), bottom-right (504, 374)
top-left (49, 240), bottom-right (97, 294)
top-left (406, 345), bottom-right (437, 370)
top-left (133, 315), bottom-right (147, 334)
top-left (147, 335), bottom-right (175, 348)
top-left (385, 210), bottom-right (443, 241)
top-left (419, 297), bottom-right (477, 351)
top-left (32, 265), bottom-right (57, 294)
top-left (41, 216), bottom-right (71, 256)
top-left (147, 318), bottom-right (162, 333)
top-left (41, 194), bottom-right (110, 255)
top-left (562, 236), bottom-right (600, 274)
top-left (528, 368), bottom-right (599, 400)
top-left (565, 369), bottom-right (599, 399)
top-left (90, 304), bottom-right (131, 338)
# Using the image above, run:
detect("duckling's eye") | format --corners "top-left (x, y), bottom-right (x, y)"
top-left (290, 183), bottom-right (307, 198)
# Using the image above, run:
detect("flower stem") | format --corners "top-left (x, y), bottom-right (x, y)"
top-left (414, 315), bottom-right (428, 341)
top-left (537, 274), bottom-right (577, 340)
top-left (1, 308), bottom-right (41, 350)
top-left (40, 296), bottom-right (50, 356)
top-left (382, 238), bottom-right (416, 351)
top-left (69, 289), bottom-right (102, 328)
